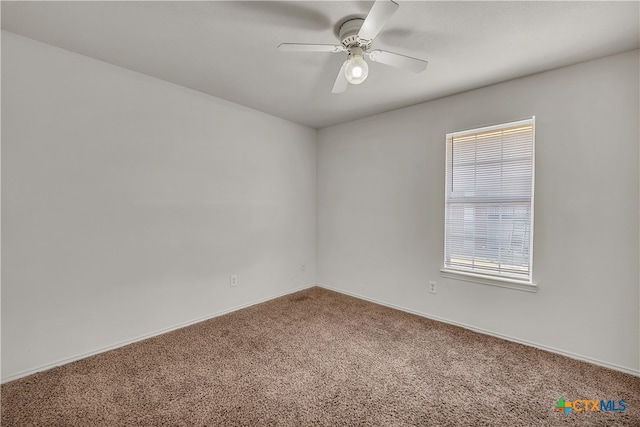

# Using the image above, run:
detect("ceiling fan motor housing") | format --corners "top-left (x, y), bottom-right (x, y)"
top-left (339, 18), bottom-right (372, 50)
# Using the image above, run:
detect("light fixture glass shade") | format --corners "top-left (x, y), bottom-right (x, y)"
top-left (344, 53), bottom-right (369, 85)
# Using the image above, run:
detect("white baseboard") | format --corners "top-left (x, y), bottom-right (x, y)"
top-left (1, 284), bottom-right (314, 384)
top-left (318, 283), bottom-right (640, 378)
top-left (5, 283), bottom-right (637, 383)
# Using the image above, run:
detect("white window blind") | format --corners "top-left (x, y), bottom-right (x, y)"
top-left (444, 118), bottom-right (535, 283)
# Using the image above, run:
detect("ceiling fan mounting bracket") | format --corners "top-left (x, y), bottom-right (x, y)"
top-left (338, 18), bottom-right (372, 50)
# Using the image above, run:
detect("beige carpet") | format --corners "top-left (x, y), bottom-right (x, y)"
top-left (2, 286), bottom-right (639, 426)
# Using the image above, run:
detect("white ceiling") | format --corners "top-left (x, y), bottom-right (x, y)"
top-left (2, 1), bottom-right (639, 129)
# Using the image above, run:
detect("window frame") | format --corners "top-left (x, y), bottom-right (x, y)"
top-left (441, 117), bottom-right (537, 291)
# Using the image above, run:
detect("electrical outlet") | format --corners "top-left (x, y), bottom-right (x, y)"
top-left (429, 281), bottom-right (437, 294)
top-left (301, 264), bottom-right (306, 272)
top-left (230, 274), bottom-right (238, 287)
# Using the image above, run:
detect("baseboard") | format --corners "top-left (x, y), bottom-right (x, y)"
top-left (1, 284), bottom-right (315, 384)
top-left (318, 284), bottom-right (640, 378)
top-left (6, 283), bottom-right (637, 383)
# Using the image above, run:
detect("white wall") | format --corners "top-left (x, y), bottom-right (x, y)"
top-left (317, 50), bottom-right (640, 374)
top-left (2, 31), bottom-right (638, 382)
top-left (1, 32), bottom-right (317, 381)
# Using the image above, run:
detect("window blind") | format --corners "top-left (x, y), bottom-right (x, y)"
top-left (444, 118), bottom-right (535, 282)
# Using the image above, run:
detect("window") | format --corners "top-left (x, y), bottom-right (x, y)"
top-left (443, 118), bottom-right (535, 286)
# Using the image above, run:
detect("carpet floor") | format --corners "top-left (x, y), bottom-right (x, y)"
top-left (2, 286), bottom-right (639, 426)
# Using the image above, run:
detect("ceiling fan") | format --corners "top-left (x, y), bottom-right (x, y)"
top-left (278, 0), bottom-right (428, 93)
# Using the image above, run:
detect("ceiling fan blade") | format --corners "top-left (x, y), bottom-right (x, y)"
top-left (367, 50), bottom-right (428, 73)
top-left (358, 0), bottom-right (399, 42)
top-left (278, 43), bottom-right (345, 53)
top-left (332, 62), bottom-right (349, 93)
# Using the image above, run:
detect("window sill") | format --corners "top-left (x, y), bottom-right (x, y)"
top-left (440, 269), bottom-right (538, 293)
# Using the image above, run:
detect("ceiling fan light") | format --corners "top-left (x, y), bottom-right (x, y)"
top-left (344, 52), bottom-right (369, 85)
